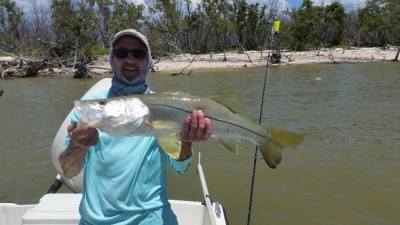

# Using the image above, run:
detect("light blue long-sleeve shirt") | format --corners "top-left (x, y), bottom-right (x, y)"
top-left (64, 90), bottom-right (192, 225)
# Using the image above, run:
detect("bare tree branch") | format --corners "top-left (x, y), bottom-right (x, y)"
top-left (37, 38), bottom-right (65, 68)
top-left (225, 34), bottom-right (253, 64)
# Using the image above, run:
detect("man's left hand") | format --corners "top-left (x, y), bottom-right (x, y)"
top-left (177, 110), bottom-right (212, 161)
top-left (180, 110), bottom-right (212, 142)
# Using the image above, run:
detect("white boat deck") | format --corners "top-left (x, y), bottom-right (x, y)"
top-left (0, 194), bottom-right (227, 225)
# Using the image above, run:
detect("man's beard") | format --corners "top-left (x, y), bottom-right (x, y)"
top-left (120, 74), bottom-right (140, 83)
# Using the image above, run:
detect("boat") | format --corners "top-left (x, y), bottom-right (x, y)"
top-left (0, 78), bottom-right (229, 225)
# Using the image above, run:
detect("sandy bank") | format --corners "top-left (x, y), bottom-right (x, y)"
top-left (89, 47), bottom-right (398, 74)
top-left (1, 47), bottom-right (398, 75)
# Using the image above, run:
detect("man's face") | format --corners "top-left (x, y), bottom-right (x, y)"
top-left (113, 36), bottom-right (147, 83)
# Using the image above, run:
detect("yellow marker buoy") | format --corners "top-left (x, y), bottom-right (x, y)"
top-left (274, 20), bottom-right (280, 34)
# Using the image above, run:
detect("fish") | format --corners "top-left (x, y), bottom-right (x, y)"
top-left (74, 92), bottom-right (304, 169)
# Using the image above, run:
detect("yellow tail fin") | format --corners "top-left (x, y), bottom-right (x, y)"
top-left (259, 127), bottom-right (304, 169)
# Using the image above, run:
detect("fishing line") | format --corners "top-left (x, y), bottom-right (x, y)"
top-left (246, 18), bottom-right (277, 225)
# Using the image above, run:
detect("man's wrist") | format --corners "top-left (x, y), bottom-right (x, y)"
top-left (177, 142), bottom-right (192, 161)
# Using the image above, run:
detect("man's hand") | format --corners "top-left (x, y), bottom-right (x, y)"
top-left (180, 110), bottom-right (212, 142)
top-left (67, 122), bottom-right (99, 148)
top-left (59, 122), bottom-right (99, 178)
top-left (177, 110), bottom-right (212, 161)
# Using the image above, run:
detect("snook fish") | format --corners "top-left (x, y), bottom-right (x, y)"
top-left (74, 92), bottom-right (304, 169)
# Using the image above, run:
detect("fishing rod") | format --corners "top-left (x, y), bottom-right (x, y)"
top-left (246, 18), bottom-right (280, 225)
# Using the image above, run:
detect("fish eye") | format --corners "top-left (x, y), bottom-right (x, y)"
top-left (98, 100), bottom-right (107, 105)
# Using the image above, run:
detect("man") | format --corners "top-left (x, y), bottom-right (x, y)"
top-left (59, 29), bottom-right (213, 225)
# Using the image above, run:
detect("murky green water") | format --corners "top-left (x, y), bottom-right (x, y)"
top-left (1, 62), bottom-right (399, 224)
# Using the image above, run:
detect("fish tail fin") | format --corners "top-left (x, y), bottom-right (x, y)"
top-left (259, 127), bottom-right (304, 169)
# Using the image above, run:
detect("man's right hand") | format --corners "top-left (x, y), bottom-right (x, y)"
top-left (67, 122), bottom-right (99, 148)
top-left (59, 122), bottom-right (99, 178)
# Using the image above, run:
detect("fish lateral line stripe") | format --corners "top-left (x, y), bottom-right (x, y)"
top-left (151, 104), bottom-right (271, 141)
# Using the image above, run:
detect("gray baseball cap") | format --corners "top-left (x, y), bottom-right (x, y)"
top-left (111, 29), bottom-right (151, 57)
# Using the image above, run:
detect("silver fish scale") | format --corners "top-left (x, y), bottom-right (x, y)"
top-left (135, 93), bottom-right (273, 146)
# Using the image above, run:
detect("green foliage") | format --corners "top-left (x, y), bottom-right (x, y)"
top-left (324, 2), bottom-right (346, 46)
top-left (244, 3), bottom-right (269, 50)
top-left (51, 0), bottom-right (96, 62)
top-left (358, 0), bottom-right (387, 45)
top-left (197, 0), bottom-right (234, 52)
top-left (54, 40), bottom-right (74, 57)
top-left (0, 0), bottom-right (24, 48)
top-left (358, 0), bottom-right (400, 45)
top-left (284, 1), bottom-right (347, 50)
top-left (144, 0), bottom-right (186, 54)
top-left (92, 49), bottom-right (110, 56)
top-left (284, 1), bottom-right (317, 50)
top-left (109, 0), bottom-right (144, 33)
top-left (230, 0), bottom-right (270, 50)
top-left (2, 0), bottom-right (398, 63)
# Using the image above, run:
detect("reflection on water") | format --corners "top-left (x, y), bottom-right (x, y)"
top-left (0, 62), bottom-right (399, 224)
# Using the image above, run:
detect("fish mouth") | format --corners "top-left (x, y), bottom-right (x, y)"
top-left (73, 100), bottom-right (107, 128)
top-left (74, 100), bottom-right (89, 123)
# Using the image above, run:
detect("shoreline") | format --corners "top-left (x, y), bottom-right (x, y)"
top-left (88, 47), bottom-right (399, 73)
top-left (1, 47), bottom-right (398, 76)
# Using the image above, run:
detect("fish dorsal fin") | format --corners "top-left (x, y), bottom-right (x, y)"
top-left (216, 136), bottom-right (241, 155)
top-left (207, 93), bottom-right (243, 115)
top-left (156, 133), bottom-right (181, 159)
top-left (162, 91), bottom-right (197, 97)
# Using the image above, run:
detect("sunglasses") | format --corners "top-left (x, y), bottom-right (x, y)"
top-left (113, 48), bottom-right (147, 59)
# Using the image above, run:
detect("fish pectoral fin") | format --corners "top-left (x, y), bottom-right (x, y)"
top-left (156, 133), bottom-right (181, 160)
top-left (148, 121), bottom-right (180, 130)
top-left (207, 93), bottom-right (243, 115)
top-left (216, 137), bottom-right (241, 155)
top-left (259, 127), bottom-right (305, 169)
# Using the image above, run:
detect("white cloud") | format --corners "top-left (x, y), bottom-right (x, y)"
top-left (15, 0), bottom-right (51, 16)
top-left (284, 0), bottom-right (366, 9)
top-left (311, 0), bottom-right (365, 8)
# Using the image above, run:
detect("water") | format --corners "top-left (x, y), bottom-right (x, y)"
top-left (0, 62), bottom-right (399, 224)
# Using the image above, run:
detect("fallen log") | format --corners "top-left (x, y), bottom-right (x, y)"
top-left (393, 48), bottom-right (400, 61)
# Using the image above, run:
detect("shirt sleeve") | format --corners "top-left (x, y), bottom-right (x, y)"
top-left (168, 149), bottom-right (193, 176)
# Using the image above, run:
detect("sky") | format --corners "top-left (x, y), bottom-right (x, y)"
top-left (13, 0), bottom-right (367, 17)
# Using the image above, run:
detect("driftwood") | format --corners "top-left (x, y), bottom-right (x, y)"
top-left (393, 48), bottom-right (400, 61)
top-left (0, 38), bottom-right (98, 78)
top-left (281, 52), bottom-right (296, 62)
top-left (150, 55), bottom-right (161, 72)
top-left (0, 56), bottom-right (58, 77)
top-left (171, 57), bottom-right (195, 76)
top-left (0, 51), bottom-right (101, 78)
